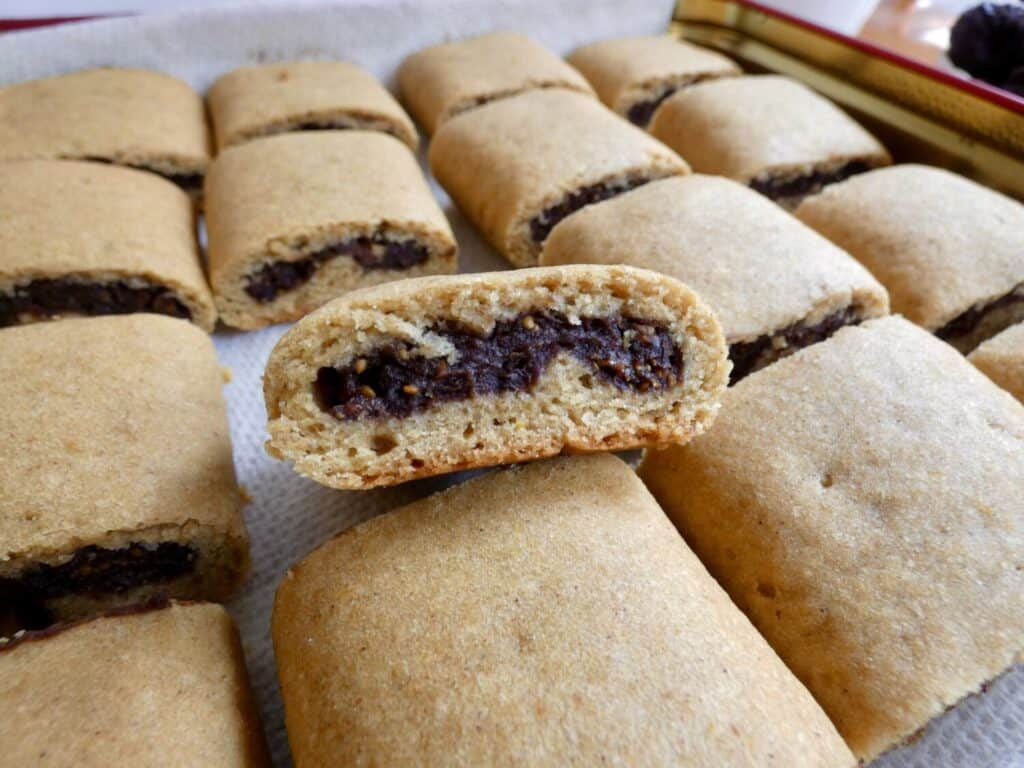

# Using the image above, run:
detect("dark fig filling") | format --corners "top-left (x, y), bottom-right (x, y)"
top-left (935, 284), bottom-right (1024, 350)
top-left (529, 177), bottom-right (655, 245)
top-left (749, 160), bottom-right (874, 202)
top-left (315, 311), bottom-right (684, 420)
top-left (729, 306), bottom-right (860, 384)
top-left (627, 85), bottom-right (680, 127)
top-left (0, 277), bottom-right (192, 327)
top-left (0, 543), bottom-right (197, 632)
top-left (79, 156), bottom-right (202, 192)
top-left (0, 597), bottom-right (173, 647)
top-left (244, 232), bottom-right (430, 303)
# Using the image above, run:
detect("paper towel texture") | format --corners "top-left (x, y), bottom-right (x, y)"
top-left (0, 2), bottom-right (1021, 766)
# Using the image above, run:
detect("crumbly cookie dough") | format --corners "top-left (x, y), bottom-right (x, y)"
top-left (205, 131), bottom-right (456, 330)
top-left (0, 315), bottom-right (250, 629)
top-left (208, 60), bottom-right (418, 151)
top-left (0, 68), bottom-right (211, 195)
top-left (795, 164), bottom-right (1024, 352)
top-left (640, 316), bottom-right (1024, 762)
top-left (429, 88), bottom-right (688, 267)
top-left (567, 35), bottom-right (740, 126)
top-left (0, 601), bottom-right (269, 767)
top-left (263, 265), bottom-right (728, 489)
top-left (0, 160), bottom-right (215, 332)
top-left (397, 31), bottom-right (595, 135)
top-left (649, 75), bottom-right (890, 207)
top-left (542, 175), bottom-right (888, 381)
top-left (969, 321), bottom-right (1024, 402)
top-left (273, 454), bottom-right (855, 768)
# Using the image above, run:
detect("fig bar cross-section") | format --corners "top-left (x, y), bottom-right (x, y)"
top-left (205, 130), bottom-right (457, 330)
top-left (0, 315), bottom-right (250, 633)
top-left (0, 160), bottom-right (216, 331)
top-left (263, 265), bottom-right (729, 489)
top-left (429, 88), bottom-right (689, 267)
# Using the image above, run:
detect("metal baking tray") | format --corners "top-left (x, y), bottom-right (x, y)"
top-left (672, 0), bottom-right (1024, 200)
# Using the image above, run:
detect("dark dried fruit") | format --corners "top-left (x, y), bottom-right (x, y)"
top-left (949, 3), bottom-right (1024, 87)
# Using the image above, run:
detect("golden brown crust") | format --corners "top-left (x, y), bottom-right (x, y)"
top-left (0, 315), bottom-right (250, 614)
top-left (273, 454), bottom-right (855, 767)
top-left (0, 159), bottom-right (216, 331)
top-left (0, 602), bottom-right (269, 766)
top-left (0, 68), bottom-right (211, 184)
top-left (204, 131), bottom-right (456, 330)
top-left (567, 35), bottom-right (740, 121)
top-left (541, 175), bottom-right (889, 347)
top-left (429, 88), bottom-right (688, 267)
top-left (639, 316), bottom-right (1024, 761)
top-left (263, 265), bottom-right (729, 489)
top-left (795, 164), bottom-right (1024, 348)
top-left (649, 75), bottom-right (889, 188)
top-left (397, 31), bottom-right (595, 135)
top-left (208, 61), bottom-right (418, 151)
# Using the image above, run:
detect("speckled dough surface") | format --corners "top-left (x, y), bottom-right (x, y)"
top-left (567, 35), bottom-right (740, 124)
top-left (263, 265), bottom-right (728, 489)
top-left (0, 68), bottom-right (211, 188)
top-left (429, 88), bottom-right (688, 266)
top-left (0, 315), bottom-right (250, 621)
top-left (639, 316), bottom-right (1024, 762)
top-left (208, 61), bottom-right (418, 151)
top-left (0, 602), bottom-right (269, 767)
top-left (0, 160), bottom-right (216, 331)
top-left (205, 131), bottom-right (456, 330)
top-left (541, 175), bottom-right (888, 357)
top-left (273, 454), bottom-right (855, 768)
top-left (969, 321), bottom-right (1024, 402)
top-left (397, 31), bottom-right (595, 135)
top-left (649, 75), bottom-right (889, 202)
top-left (795, 165), bottom-right (1024, 351)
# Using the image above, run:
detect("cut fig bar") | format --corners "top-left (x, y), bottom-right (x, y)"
top-left (542, 175), bottom-right (889, 382)
top-left (796, 164), bottom-right (1024, 353)
top-left (205, 131), bottom-right (457, 330)
top-left (429, 88), bottom-right (689, 267)
top-left (567, 35), bottom-right (740, 127)
top-left (640, 316), bottom-right (1024, 762)
top-left (0, 315), bottom-right (250, 631)
top-left (397, 31), bottom-right (596, 135)
top-left (0, 68), bottom-right (211, 196)
top-left (0, 160), bottom-right (216, 331)
top-left (649, 75), bottom-right (890, 208)
top-left (208, 61), bottom-right (419, 152)
top-left (0, 602), bottom-right (269, 766)
top-left (263, 265), bottom-right (729, 489)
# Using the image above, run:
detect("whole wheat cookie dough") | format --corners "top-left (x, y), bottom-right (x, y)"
top-left (0, 316), bottom-right (250, 631)
top-left (968, 321), bottom-right (1024, 402)
top-left (640, 316), bottom-right (1024, 763)
top-left (0, 68), bottom-right (211, 195)
top-left (208, 60), bottom-right (418, 152)
top-left (430, 88), bottom-right (688, 267)
top-left (397, 31), bottom-right (595, 135)
top-left (650, 75), bottom-right (890, 208)
top-left (542, 175), bottom-right (889, 382)
top-left (0, 601), bottom-right (269, 767)
top-left (205, 131), bottom-right (456, 330)
top-left (263, 265), bottom-right (728, 490)
top-left (567, 35), bottom-right (740, 126)
top-left (795, 164), bottom-right (1024, 353)
top-left (0, 160), bottom-right (216, 332)
top-left (273, 454), bottom-right (855, 768)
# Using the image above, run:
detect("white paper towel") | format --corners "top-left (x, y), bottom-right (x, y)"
top-left (0, 3), bottom-right (1021, 765)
